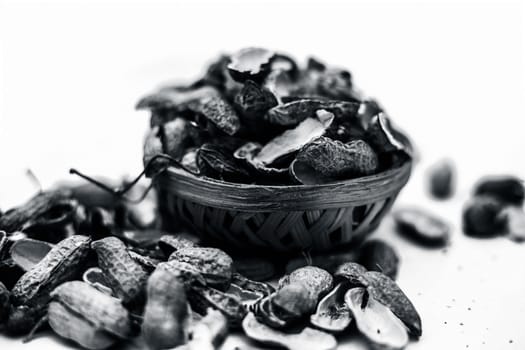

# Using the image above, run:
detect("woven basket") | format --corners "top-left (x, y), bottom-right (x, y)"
top-left (156, 161), bottom-right (412, 253)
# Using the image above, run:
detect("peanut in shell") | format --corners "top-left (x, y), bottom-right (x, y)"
top-left (0, 281), bottom-right (9, 323)
top-left (91, 237), bottom-right (148, 305)
top-left (142, 267), bottom-right (191, 350)
top-left (169, 247), bottom-right (233, 290)
top-left (155, 260), bottom-right (207, 288)
top-left (11, 235), bottom-right (91, 306)
top-left (48, 301), bottom-right (117, 350)
top-left (278, 266), bottom-right (333, 304)
top-left (296, 136), bottom-right (378, 178)
top-left (51, 281), bottom-right (134, 338)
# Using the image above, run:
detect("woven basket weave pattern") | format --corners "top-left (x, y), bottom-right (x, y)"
top-left (157, 161), bottom-right (411, 252)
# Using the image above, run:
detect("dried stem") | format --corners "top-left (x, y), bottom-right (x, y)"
top-left (69, 153), bottom-right (199, 204)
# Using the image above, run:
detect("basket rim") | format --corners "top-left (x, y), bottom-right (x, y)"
top-left (156, 160), bottom-right (412, 212)
top-left (165, 160), bottom-right (412, 190)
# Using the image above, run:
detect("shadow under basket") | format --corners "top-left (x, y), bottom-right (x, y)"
top-left (156, 161), bottom-right (412, 253)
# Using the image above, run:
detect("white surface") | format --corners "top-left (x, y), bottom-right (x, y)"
top-left (1, 0), bottom-right (524, 349)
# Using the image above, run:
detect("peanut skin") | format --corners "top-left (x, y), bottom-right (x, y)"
top-left (142, 267), bottom-right (191, 350)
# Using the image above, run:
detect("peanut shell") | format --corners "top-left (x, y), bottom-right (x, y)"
top-left (160, 117), bottom-right (193, 159)
top-left (310, 283), bottom-right (352, 333)
top-left (143, 126), bottom-right (168, 176)
top-left (333, 262), bottom-right (368, 285)
top-left (142, 268), bottom-right (191, 349)
top-left (234, 80), bottom-right (277, 120)
top-left (462, 196), bottom-right (505, 238)
top-left (358, 239), bottom-right (399, 280)
top-left (91, 237), bottom-right (148, 305)
top-left (231, 273), bottom-right (275, 296)
top-left (6, 304), bottom-right (46, 335)
top-left (181, 308), bottom-right (228, 350)
top-left (232, 257), bottom-right (276, 281)
top-left (83, 267), bottom-right (113, 296)
top-left (158, 234), bottom-right (198, 257)
top-left (227, 48), bottom-right (275, 83)
top-left (474, 175), bottom-right (524, 205)
top-left (242, 312), bottom-right (337, 350)
top-left (427, 159), bottom-right (456, 199)
top-left (156, 260), bottom-right (207, 288)
top-left (188, 286), bottom-right (246, 327)
top-left (254, 111), bottom-right (334, 166)
top-left (270, 282), bottom-right (315, 322)
top-left (345, 287), bottom-right (408, 349)
top-left (11, 235), bottom-right (91, 306)
top-left (187, 93), bottom-right (240, 135)
top-left (48, 301), bottom-right (117, 350)
top-left (394, 207), bottom-right (451, 247)
top-left (9, 238), bottom-right (54, 272)
top-left (0, 190), bottom-right (71, 233)
top-left (252, 295), bottom-right (288, 329)
top-left (278, 266), bottom-right (333, 303)
top-left (51, 281), bottom-right (134, 338)
top-left (0, 281), bottom-right (9, 323)
top-left (265, 99), bottom-right (358, 126)
top-left (296, 137), bottom-right (378, 178)
top-left (128, 251), bottom-right (160, 272)
top-left (362, 271), bottom-right (422, 337)
top-left (169, 247), bottom-right (233, 290)
top-left (22, 198), bottom-right (79, 243)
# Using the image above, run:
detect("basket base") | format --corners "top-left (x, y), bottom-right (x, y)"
top-left (158, 191), bottom-right (398, 253)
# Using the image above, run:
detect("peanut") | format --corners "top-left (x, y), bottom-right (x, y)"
top-left (91, 237), bottom-right (148, 305)
top-left (48, 301), bottom-right (116, 350)
top-left (142, 267), bottom-right (191, 350)
top-left (0, 190), bottom-right (70, 232)
top-left (278, 266), bottom-right (333, 305)
top-left (169, 247), bottom-right (232, 290)
top-left (51, 281), bottom-right (134, 338)
top-left (11, 235), bottom-right (91, 307)
top-left (271, 282), bottom-right (314, 322)
top-left (158, 234), bottom-right (197, 257)
top-left (0, 282), bottom-right (10, 323)
top-left (155, 260), bottom-right (206, 288)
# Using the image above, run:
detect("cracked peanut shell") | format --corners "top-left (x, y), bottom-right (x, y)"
top-left (188, 286), bottom-right (246, 327)
top-left (362, 271), bottom-right (422, 337)
top-left (242, 312), bottom-right (337, 350)
top-left (345, 287), bottom-right (409, 349)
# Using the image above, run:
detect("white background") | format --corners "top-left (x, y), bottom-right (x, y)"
top-left (1, 0), bottom-right (524, 349)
